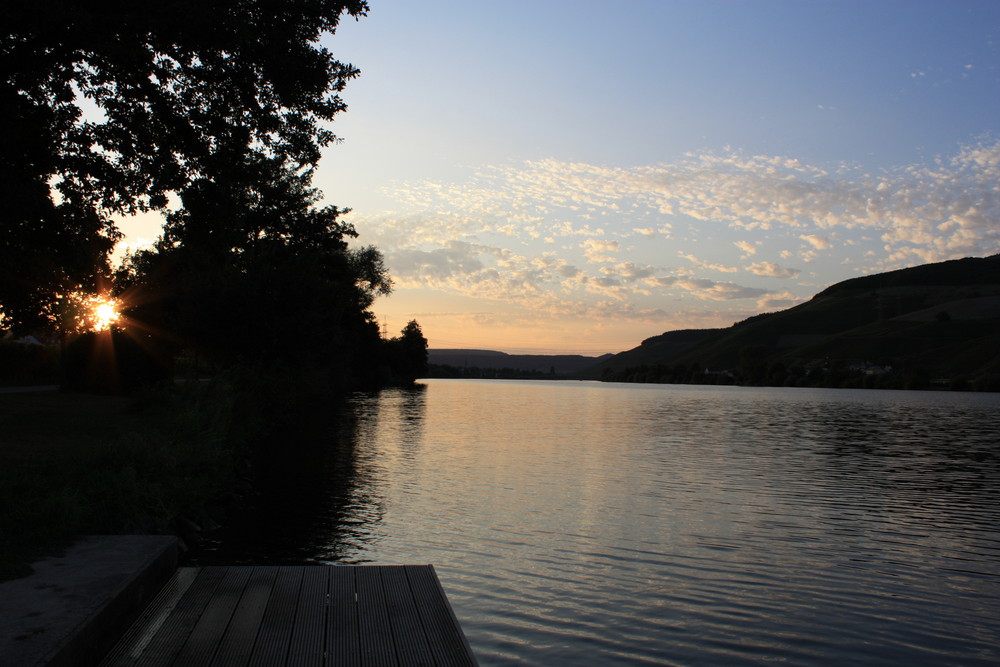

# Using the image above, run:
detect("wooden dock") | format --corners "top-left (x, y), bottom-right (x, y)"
top-left (100, 565), bottom-right (478, 666)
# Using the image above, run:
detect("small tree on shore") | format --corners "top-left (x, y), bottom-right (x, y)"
top-left (385, 320), bottom-right (429, 384)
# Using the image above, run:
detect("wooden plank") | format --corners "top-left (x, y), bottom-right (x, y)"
top-left (101, 565), bottom-right (477, 666)
top-left (249, 567), bottom-right (303, 667)
top-left (174, 567), bottom-right (252, 665)
top-left (286, 567), bottom-right (329, 667)
top-left (327, 566), bottom-right (360, 667)
top-left (99, 567), bottom-right (199, 666)
top-left (355, 566), bottom-right (397, 666)
top-left (112, 566), bottom-right (227, 667)
top-left (381, 566), bottom-right (435, 667)
top-left (405, 566), bottom-right (478, 667)
top-left (212, 567), bottom-right (278, 667)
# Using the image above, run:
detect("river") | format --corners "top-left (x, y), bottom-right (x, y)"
top-left (194, 379), bottom-right (1000, 665)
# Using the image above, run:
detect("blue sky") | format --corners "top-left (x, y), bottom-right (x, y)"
top-left (127, 1), bottom-right (1000, 354)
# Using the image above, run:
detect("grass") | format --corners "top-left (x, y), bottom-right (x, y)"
top-left (0, 383), bottom-right (237, 582)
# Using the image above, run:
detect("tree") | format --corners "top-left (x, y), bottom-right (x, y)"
top-left (385, 320), bottom-right (429, 384)
top-left (1, 0), bottom-right (368, 332)
top-left (116, 153), bottom-right (392, 390)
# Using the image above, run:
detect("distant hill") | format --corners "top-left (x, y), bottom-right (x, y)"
top-left (582, 254), bottom-right (1000, 391)
top-left (428, 349), bottom-right (612, 378)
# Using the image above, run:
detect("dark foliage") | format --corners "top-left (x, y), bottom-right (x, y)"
top-left (429, 365), bottom-right (561, 380)
top-left (383, 320), bottom-right (429, 384)
top-left (115, 153), bottom-right (392, 394)
top-left (61, 328), bottom-right (173, 393)
top-left (0, 340), bottom-right (60, 385)
top-left (1, 0), bottom-right (368, 331)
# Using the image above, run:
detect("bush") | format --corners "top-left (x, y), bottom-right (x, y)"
top-left (0, 340), bottom-right (59, 386)
top-left (62, 328), bottom-right (173, 394)
top-left (0, 382), bottom-right (236, 581)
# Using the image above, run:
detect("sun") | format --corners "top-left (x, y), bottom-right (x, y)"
top-left (91, 298), bottom-right (121, 331)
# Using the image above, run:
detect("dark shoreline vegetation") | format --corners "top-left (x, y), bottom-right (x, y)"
top-left (0, 329), bottom-right (428, 582)
top-left (427, 363), bottom-right (999, 391)
top-left (0, 363), bottom-right (392, 582)
top-left (0, 2), bottom-right (437, 579)
top-left (0, 383), bottom-right (236, 581)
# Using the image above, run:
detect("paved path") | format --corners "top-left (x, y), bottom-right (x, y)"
top-left (0, 536), bottom-right (178, 666)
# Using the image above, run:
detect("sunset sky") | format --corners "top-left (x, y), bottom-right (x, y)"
top-left (123, 0), bottom-right (1000, 355)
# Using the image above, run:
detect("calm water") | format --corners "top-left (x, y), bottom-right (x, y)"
top-left (197, 379), bottom-right (1000, 665)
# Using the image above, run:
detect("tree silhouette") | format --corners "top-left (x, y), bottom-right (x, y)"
top-left (385, 320), bottom-right (429, 384)
top-left (116, 153), bottom-right (391, 391)
top-left (1, 1), bottom-right (368, 332)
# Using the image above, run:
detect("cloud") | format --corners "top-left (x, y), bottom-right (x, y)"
top-left (603, 262), bottom-right (656, 283)
top-left (680, 253), bottom-right (739, 273)
top-left (358, 140), bottom-right (1000, 345)
top-left (747, 261), bottom-right (801, 279)
top-left (378, 226), bottom-right (786, 314)
top-left (645, 275), bottom-right (774, 301)
top-left (581, 238), bottom-right (620, 262)
top-left (390, 242), bottom-right (484, 281)
top-left (756, 291), bottom-right (805, 311)
top-left (673, 278), bottom-right (771, 301)
top-left (390, 140), bottom-right (1000, 263)
top-left (800, 234), bottom-right (831, 249)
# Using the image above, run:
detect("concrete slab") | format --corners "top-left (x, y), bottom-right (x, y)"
top-left (0, 535), bottom-right (178, 667)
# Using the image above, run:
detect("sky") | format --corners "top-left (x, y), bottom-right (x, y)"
top-left (123, 0), bottom-right (1000, 355)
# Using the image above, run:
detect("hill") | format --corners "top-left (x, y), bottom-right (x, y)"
top-left (584, 254), bottom-right (1000, 391)
top-left (428, 349), bottom-right (612, 378)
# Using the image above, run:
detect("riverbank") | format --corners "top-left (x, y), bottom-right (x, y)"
top-left (0, 385), bottom-right (238, 582)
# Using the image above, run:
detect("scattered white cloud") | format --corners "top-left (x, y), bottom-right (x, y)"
top-left (353, 140), bottom-right (1000, 348)
top-left (735, 240), bottom-right (757, 255)
top-left (670, 278), bottom-right (771, 302)
top-left (388, 140), bottom-right (1000, 266)
top-left (747, 261), bottom-right (801, 279)
top-left (756, 291), bottom-right (805, 311)
top-left (604, 261), bottom-right (656, 283)
top-left (800, 234), bottom-right (832, 250)
top-left (581, 238), bottom-right (620, 263)
top-left (680, 253), bottom-right (739, 273)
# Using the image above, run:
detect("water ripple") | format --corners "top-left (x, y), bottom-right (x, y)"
top-left (194, 381), bottom-right (1000, 665)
